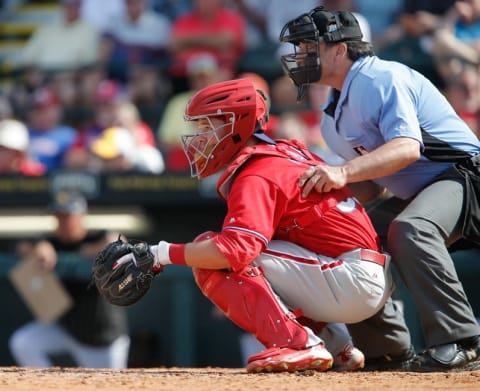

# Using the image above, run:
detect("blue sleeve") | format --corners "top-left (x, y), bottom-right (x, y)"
top-left (352, 72), bottom-right (423, 146)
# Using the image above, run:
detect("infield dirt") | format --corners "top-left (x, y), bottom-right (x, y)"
top-left (0, 367), bottom-right (479, 391)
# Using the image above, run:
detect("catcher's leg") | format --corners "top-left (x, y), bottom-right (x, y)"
top-left (297, 317), bottom-right (364, 371)
top-left (192, 266), bottom-right (332, 372)
top-left (320, 323), bottom-right (365, 371)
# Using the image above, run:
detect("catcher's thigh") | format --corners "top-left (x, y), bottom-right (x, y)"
top-left (254, 241), bottom-right (392, 323)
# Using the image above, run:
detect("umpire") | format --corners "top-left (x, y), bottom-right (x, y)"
top-left (279, 6), bottom-right (480, 372)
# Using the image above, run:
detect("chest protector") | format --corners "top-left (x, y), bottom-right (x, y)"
top-left (217, 139), bottom-right (353, 242)
top-left (217, 139), bottom-right (322, 200)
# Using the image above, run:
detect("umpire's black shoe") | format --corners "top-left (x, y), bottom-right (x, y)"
top-left (362, 346), bottom-right (416, 371)
top-left (410, 336), bottom-right (480, 372)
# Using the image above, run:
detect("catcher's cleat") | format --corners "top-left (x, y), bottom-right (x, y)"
top-left (410, 335), bottom-right (480, 372)
top-left (246, 343), bottom-right (333, 373)
top-left (332, 344), bottom-right (365, 371)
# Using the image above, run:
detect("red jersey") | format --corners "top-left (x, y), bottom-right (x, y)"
top-left (169, 8), bottom-right (245, 77)
top-left (212, 140), bottom-right (381, 272)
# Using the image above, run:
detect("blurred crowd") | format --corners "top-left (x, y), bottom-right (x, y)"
top-left (0, 0), bottom-right (480, 176)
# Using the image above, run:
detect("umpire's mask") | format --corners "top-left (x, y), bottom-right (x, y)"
top-left (279, 6), bottom-right (362, 101)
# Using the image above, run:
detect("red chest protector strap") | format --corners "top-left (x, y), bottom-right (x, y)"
top-left (217, 139), bottom-right (354, 230)
top-left (217, 139), bottom-right (321, 200)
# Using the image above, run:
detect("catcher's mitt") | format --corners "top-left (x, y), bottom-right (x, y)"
top-left (92, 238), bottom-right (157, 306)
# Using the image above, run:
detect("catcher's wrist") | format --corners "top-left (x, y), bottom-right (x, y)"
top-left (151, 241), bottom-right (187, 266)
top-left (169, 243), bottom-right (187, 265)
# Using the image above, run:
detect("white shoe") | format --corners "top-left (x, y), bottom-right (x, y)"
top-left (333, 344), bottom-right (365, 371)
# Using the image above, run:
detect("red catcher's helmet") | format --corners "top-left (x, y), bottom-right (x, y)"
top-left (182, 78), bottom-right (269, 179)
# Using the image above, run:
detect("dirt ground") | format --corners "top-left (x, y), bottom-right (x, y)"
top-left (0, 367), bottom-right (479, 391)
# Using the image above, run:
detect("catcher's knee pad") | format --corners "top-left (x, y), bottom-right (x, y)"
top-left (192, 266), bottom-right (309, 349)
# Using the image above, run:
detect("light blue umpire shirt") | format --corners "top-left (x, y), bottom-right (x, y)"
top-left (320, 55), bottom-right (480, 200)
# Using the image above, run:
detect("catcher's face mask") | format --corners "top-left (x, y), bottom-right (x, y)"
top-left (182, 114), bottom-right (235, 178)
top-left (182, 78), bottom-right (269, 179)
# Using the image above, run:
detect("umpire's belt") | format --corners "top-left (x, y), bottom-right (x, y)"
top-left (344, 248), bottom-right (387, 267)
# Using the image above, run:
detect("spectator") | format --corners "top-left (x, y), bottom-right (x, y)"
top-left (91, 79), bottom-right (124, 129)
top-left (26, 87), bottom-right (77, 172)
top-left (238, 71), bottom-right (271, 97)
top-left (125, 63), bottom-right (172, 130)
top-left (89, 100), bottom-right (165, 174)
top-left (399, 0), bottom-right (455, 38)
top-left (265, 0), bottom-right (320, 44)
top-left (270, 74), bottom-right (309, 114)
top-left (303, 84), bottom-right (332, 148)
top-left (18, 0), bottom-right (101, 74)
top-left (269, 76), bottom-right (342, 164)
top-left (157, 53), bottom-right (230, 172)
top-left (272, 111), bottom-right (311, 147)
top-left (376, 0), bottom-right (455, 87)
top-left (114, 100), bottom-right (157, 148)
top-left (226, 0), bottom-right (287, 80)
top-left (301, 83), bottom-right (344, 165)
top-left (60, 65), bottom-right (107, 129)
top-left (9, 69), bottom-right (49, 121)
top-left (80, 0), bottom-right (125, 30)
top-left (0, 119), bottom-right (46, 175)
top-left (431, 0), bottom-right (480, 82)
top-left (444, 63), bottom-right (480, 137)
top-left (354, 0), bottom-right (403, 47)
top-left (167, 0), bottom-right (246, 93)
top-left (9, 191), bottom-right (130, 368)
top-left (88, 126), bottom-right (165, 173)
top-left (64, 79), bottom-right (164, 173)
top-left (64, 79), bottom-right (123, 169)
top-left (75, 66), bottom-right (109, 108)
top-left (226, 0), bottom-right (270, 49)
top-left (150, 0), bottom-right (192, 21)
top-left (101, 0), bottom-right (171, 83)
top-left (237, 71), bottom-right (278, 137)
top-left (0, 95), bottom-right (13, 120)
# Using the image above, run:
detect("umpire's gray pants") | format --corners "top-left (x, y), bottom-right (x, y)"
top-left (347, 171), bottom-right (480, 358)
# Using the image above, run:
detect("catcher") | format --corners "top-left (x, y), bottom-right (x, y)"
top-left (92, 78), bottom-right (393, 373)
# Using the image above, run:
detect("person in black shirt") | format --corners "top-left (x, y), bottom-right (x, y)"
top-left (9, 191), bottom-right (130, 368)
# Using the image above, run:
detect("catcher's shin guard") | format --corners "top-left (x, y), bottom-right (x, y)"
top-left (192, 266), bottom-right (309, 349)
